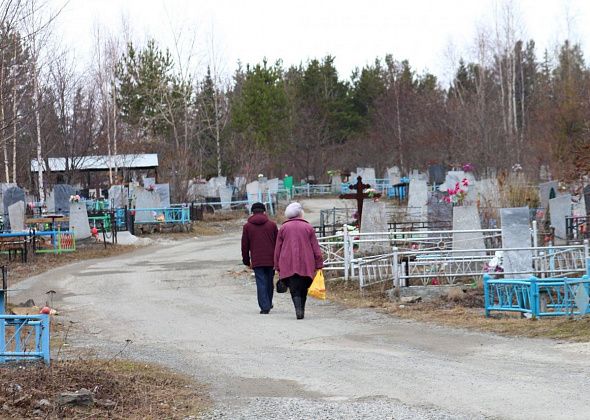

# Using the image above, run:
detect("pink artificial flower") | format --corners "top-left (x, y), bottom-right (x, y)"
top-left (462, 178), bottom-right (469, 186)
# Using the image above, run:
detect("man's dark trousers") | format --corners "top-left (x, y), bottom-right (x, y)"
top-left (253, 267), bottom-right (274, 312)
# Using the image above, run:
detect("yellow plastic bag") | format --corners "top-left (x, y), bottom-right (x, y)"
top-left (308, 269), bottom-right (326, 300)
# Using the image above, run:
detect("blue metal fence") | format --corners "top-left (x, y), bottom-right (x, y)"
top-left (484, 274), bottom-right (590, 318)
top-left (133, 207), bottom-right (190, 224)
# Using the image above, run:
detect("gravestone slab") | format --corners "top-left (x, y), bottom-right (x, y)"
top-left (142, 177), bottom-right (156, 189)
top-left (356, 167), bottom-right (376, 184)
top-left (477, 178), bottom-right (500, 206)
top-left (428, 164), bottom-right (446, 185)
top-left (69, 203), bottom-right (91, 239)
top-left (267, 178), bottom-right (279, 194)
top-left (584, 185), bottom-right (590, 216)
top-left (219, 186), bottom-right (233, 209)
top-left (386, 167), bottom-right (401, 186)
top-left (359, 200), bottom-right (388, 254)
top-left (573, 195), bottom-right (586, 218)
top-left (108, 185), bottom-right (128, 208)
top-left (154, 184), bottom-right (171, 207)
top-left (234, 176), bottom-right (247, 191)
top-left (427, 191), bottom-right (452, 223)
top-left (452, 206), bottom-right (485, 255)
top-left (464, 172), bottom-right (477, 205)
top-left (539, 181), bottom-right (558, 210)
top-left (501, 207), bottom-right (532, 278)
top-left (52, 184), bottom-right (75, 214)
top-left (549, 194), bottom-right (572, 240)
top-left (439, 171), bottom-right (465, 192)
top-left (246, 181), bottom-right (261, 206)
top-left (134, 188), bottom-right (162, 223)
top-left (331, 175), bottom-right (342, 193)
top-left (3, 186), bottom-right (25, 230)
top-left (407, 178), bottom-right (428, 220)
top-left (8, 201), bottom-right (25, 232)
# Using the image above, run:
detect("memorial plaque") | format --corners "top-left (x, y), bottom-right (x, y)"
top-left (8, 201), bottom-right (25, 232)
top-left (3, 186), bottom-right (25, 230)
top-left (501, 207), bottom-right (532, 278)
top-left (246, 181), bottom-right (261, 206)
top-left (407, 178), bottom-right (428, 220)
top-left (154, 184), bottom-right (171, 207)
top-left (359, 200), bottom-right (388, 254)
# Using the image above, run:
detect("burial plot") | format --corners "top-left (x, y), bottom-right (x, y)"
top-left (539, 181), bottom-right (558, 210)
top-left (134, 188), bottom-right (162, 223)
top-left (69, 203), bottom-right (91, 239)
top-left (452, 206), bottom-right (486, 255)
top-left (549, 194), bottom-right (571, 241)
top-left (3, 186), bottom-right (25, 231)
top-left (407, 178), bottom-right (428, 220)
top-left (501, 207), bottom-right (532, 278)
top-left (359, 200), bottom-right (388, 254)
top-left (8, 201), bottom-right (25, 232)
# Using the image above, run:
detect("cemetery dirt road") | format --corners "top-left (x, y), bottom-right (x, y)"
top-left (14, 224), bottom-right (590, 419)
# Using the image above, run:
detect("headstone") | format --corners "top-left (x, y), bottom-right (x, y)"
top-left (331, 175), bottom-right (342, 193)
top-left (359, 200), bottom-right (388, 254)
top-left (8, 201), bottom-right (25, 232)
top-left (573, 195), bottom-right (586, 218)
top-left (283, 176), bottom-right (293, 193)
top-left (108, 185), bottom-right (128, 208)
top-left (52, 184), bottom-right (76, 214)
top-left (549, 194), bottom-right (572, 240)
top-left (134, 188), bottom-right (162, 223)
top-left (407, 178), bottom-right (428, 220)
top-left (3, 186), bottom-right (25, 230)
top-left (452, 206), bottom-right (485, 255)
top-left (386, 167), bottom-right (401, 186)
top-left (356, 167), bottom-right (376, 184)
top-left (464, 172), bottom-right (477, 205)
top-left (584, 185), bottom-right (590, 216)
top-left (142, 177), bottom-right (156, 189)
top-left (439, 171), bottom-right (465, 192)
top-left (267, 178), bottom-right (279, 194)
top-left (539, 181), bottom-right (559, 210)
top-left (234, 176), bottom-right (247, 191)
top-left (69, 203), bottom-right (91, 239)
top-left (428, 164), bottom-right (446, 185)
top-left (154, 184), bottom-right (171, 207)
top-left (501, 207), bottom-right (532, 278)
top-left (539, 165), bottom-right (551, 181)
top-left (246, 181), bottom-right (261, 206)
top-left (219, 186), bottom-right (233, 209)
top-left (427, 191), bottom-right (452, 223)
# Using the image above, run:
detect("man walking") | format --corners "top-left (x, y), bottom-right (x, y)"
top-left (241, 202), bottom-right (278, 314)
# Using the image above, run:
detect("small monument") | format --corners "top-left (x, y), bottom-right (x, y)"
top-left (109, 185), bottom-right (128, 208)
top-left (549, 194), bottom-right (572, 241)
top-left (8, 201), bottom-right (25, 232)
top-left (386, 166), bottom-right (401, 186)
top-left (452, 206), bottom-right (485, 255)
top-left (154, 184), bottom-right (171, 207)
top-left (69, 202), bottom-right (91, 240)
top-left (134, 188), bottom-right (162, 223)
top-left (539, 181), bottom-right (558, 210)
top-left (407, 177), bottom-right (428, 220)
top-left (219, 186), bottom-right (233, 209)
top-left (359, 200), bottom-right (388, 254)
top-left (501, 207), bottom-right (532, 278)
top-left (356, 167), bottom-right (376, 184)
top-left (339, 176), bottom-right (381, 229)
top-left (3, 186), bottom-right (25, 231)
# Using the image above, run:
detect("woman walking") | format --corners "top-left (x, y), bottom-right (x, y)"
top-left (274, 202), bottom-right (324, 319)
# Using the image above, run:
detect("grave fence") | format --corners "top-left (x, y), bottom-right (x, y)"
top-left (292, 183), bottom-right (334, 197)
top-left (1, 269), bottom-right (50, 364)
top-left (484, 274), bottom-right (590, 318)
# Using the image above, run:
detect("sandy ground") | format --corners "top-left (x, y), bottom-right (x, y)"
top-left (10, 199), bottom-right (590, 419)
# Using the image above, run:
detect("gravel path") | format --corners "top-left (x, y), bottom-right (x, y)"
top-left (11, 210), bottom-right (590, 419)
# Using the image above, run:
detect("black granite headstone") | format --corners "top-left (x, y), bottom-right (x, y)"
top-left (428, 164), bottom-right (446, 185)
top-left (53, 184), bottom-right (76, 213)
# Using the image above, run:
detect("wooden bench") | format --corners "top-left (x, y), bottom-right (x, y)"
top-left (0, 235), bottom-right (30, 263)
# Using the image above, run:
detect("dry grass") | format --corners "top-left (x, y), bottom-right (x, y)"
top-left (327, 280), bottom-right (590, 342)
top-left (0, 359), bottom-right (210, 419)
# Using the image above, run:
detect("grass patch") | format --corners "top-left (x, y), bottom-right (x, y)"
top-left (327, 279), bottom-right (590, 342)
top-left (0, 359), bottom-right (210, 419)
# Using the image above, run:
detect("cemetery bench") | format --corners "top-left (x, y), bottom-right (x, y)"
top-left (25, 216), bottom-right (69, 232)
top-left (0, 233), bottom-right (32, 263)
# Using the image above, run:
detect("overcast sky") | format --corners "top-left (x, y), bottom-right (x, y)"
top-left (54, 0), bottom-right (589, 84)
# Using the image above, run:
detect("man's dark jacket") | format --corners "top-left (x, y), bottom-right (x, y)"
top-left (241, 213), bottom-right (278, 268)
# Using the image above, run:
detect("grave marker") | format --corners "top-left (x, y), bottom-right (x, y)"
top-left (501, 207), bottom-right (532, 278)
top-left (539, 181), bottom-right (558, 210)
top-left (359, 200), bottom-right (388, 254)
top-left (52, 184), bottom-right (75, 214)
top-left (549, 194), bottom-right (572, 241)
top-left (246, 181), bottom-right (261, 207)
top-left (219, 186), bottom-right (233, 209)
top-left (69, 203), bottom-right (91, 239)
top-left (3, 186), bottom-right (25, 230)
top-left (428, 164), bottom-right (446, 185)
top-left (8, 201), bottom-right (25, 232)
top-left (134, 188), bottom-right (162, 223)
top-left (154, 184), bottom-right (171, 207)
top-left (339, 176), bottom-right (381, 229)
top-left (407, 177), bottom-right (428, 220)
top-left (386, 166), bottom-right (401, 186)
top-left (452, 206), bottom-right (485, 255)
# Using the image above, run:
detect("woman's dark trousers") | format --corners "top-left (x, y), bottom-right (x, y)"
top-left (286, 275), bottom-right (313, 319)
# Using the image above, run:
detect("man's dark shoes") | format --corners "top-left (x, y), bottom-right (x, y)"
top-left (260, 309), bottom-right (270, 314)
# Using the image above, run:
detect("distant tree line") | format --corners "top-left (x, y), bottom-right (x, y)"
top-left (1, 1), bottom-right (589, 201)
